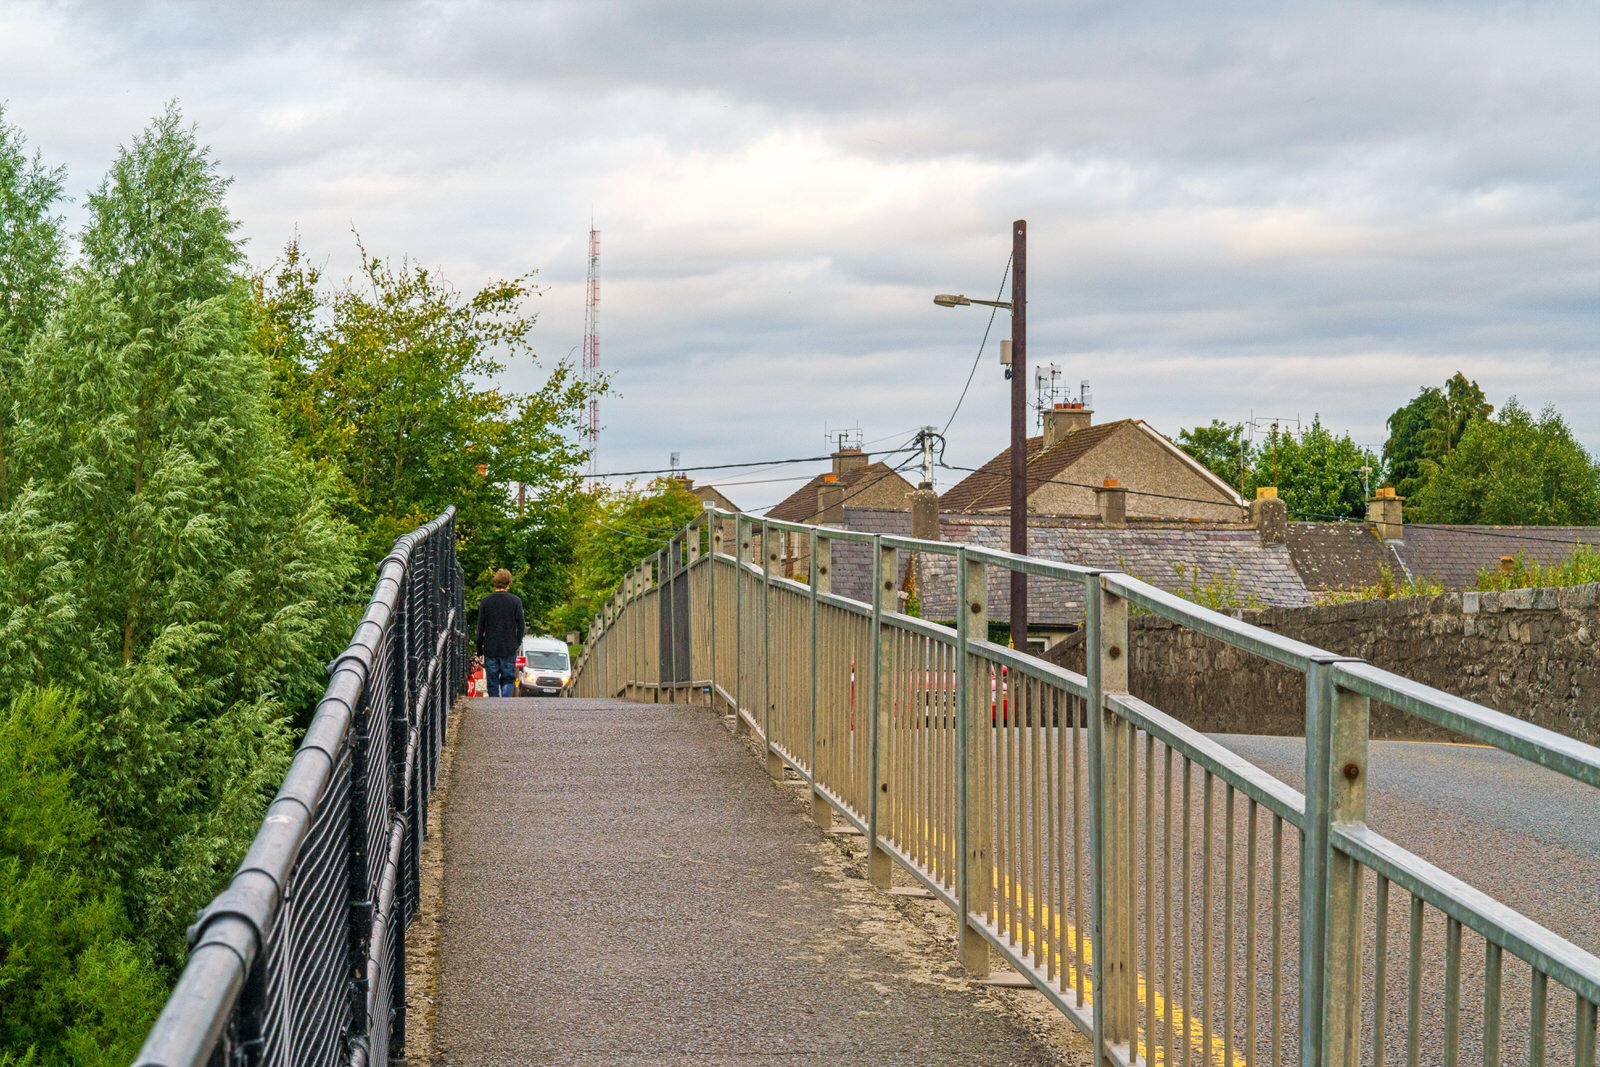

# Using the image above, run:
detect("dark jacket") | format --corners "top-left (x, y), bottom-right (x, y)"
top-left (476, 590), bottom-right (525, 659)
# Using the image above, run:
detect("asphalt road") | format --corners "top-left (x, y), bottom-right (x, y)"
top-left (431, 697), bottom-right (1074, 1066)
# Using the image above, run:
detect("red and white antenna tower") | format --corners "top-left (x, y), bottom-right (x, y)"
top-left (582, 226), bottom-right (600, 486)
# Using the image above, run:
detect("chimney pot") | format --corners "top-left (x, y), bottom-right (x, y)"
top-left (1499, 555), bottom-right (1515, 574)
top-left (1256, 486), bottom-right (1278, 500)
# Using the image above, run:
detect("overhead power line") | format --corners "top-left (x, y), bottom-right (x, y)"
top-left (937, 461), bottom-right (1249, 512)
top-left (590, 446), bottom-right (915, 479)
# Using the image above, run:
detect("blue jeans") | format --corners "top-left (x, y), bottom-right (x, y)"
top-left (484, 655), bottom-right (517, 697)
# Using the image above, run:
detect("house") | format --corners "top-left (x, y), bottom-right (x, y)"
top-left (939, 404), bottom-right (1245, 522)
top-left (675, 477), bottom-right (739, 513)
top-left (763, 447), bottom-right (918, 577)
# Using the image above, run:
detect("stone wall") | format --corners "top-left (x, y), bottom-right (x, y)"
top-left (1046, 584), bottom-right (1600, 745)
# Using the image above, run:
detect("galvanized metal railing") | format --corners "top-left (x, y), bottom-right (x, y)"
top-left (133, 509), bottom-right (466, 1067)
top-left (572, 507), bottom-right (1600, 1067)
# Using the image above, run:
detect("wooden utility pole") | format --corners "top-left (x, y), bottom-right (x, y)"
top-left (1009, 220), bottom-right (1028, 649)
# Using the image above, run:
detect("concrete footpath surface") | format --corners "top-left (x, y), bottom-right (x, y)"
top-left (432, 697), bottom-right (1075, 1066)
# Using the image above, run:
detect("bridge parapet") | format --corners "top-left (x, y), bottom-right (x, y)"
top-left (134, 509), bottom-right (465, 1067)
top-left (573, 509), bottom-right (1600, 1067)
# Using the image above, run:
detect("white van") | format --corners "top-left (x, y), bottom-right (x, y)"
top-left (516, 635), bottom-right (572, 697)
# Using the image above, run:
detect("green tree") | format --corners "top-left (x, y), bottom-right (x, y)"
top-left (1, 689), bottom-right (165, 1067)
top-left (0, 106), bottom-right (362, 971)
top-left (0, 106), bottom-right (66, 374)
top-left (1383, 372), bottom-right (1492, 500)
top-left (1267, 416), bottom-right (1380, 521)
top-left (551, 478), bottom-right (704, 638)
top-left (252, 237), bottom-right (597, 623)
top-left (1407, 399), bottom-right (1600, 524)
top-left (1177, 419), bottom-right (1247, 489)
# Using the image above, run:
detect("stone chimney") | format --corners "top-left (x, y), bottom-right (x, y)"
top-left (1094, 478), bottom-right (1126, 528)
top-left (1250, 486), bottom-right (1287, 544)
top-left (832, 447), bottom-right (869, 478)
top-left (1042, 403), bottom-right (1093, 450)
top-left (817, 474), bottom-right (845, 525)
top-left (1367, 487), bottom-right (1404, 541)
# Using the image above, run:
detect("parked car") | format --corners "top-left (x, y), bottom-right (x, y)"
top-left (517, 636), bottom-right (572, 697)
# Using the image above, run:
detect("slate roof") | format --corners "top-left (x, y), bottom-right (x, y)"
top-left (938, 419), bottom-right (1243, 514)
top-left (917, 515), bottom-right (1311, 627)
top-left (1284, 522), bottom-right (1402, 593)
top-left (1392, 525), bottom-right (1600, 589)
top-left (766, 462), bottom-right (914, 523)
top-left (939, 421), bottom-right (1126, 512)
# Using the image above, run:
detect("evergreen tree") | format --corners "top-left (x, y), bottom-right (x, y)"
top-left (0, 106), bottom-right (66, 374)
top-left (1, 689), bottom-right (165, 1067)
top-left (1383, 372), bottom-right (1492, 500)
top-left (0, 105), bottom-right (361, 971)
top-left (1407, 399), bottom-right (1600, 524)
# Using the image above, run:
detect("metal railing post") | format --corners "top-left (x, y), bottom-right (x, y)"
top-left (867, 537), bottom-right (896, 889)
top-left (1302, 654), bottom-right (1356, 1067)
top-left (734, 516), bottom-right (751, 736)
top-left (1087, 571), bottom-right (1132, 1066)
top-left (956, 548), bottom-right (990, 975)
top-left (809, 528), bottom-right (830, 828)
top-left (1316, 661), bottom-right (1371, 1067)
top-left (762, 520), bottom-right (783, 779)
top-left (709, 517), bottom-right (721, 708)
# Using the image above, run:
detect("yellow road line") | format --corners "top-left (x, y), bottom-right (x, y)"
top-left (988, 872), bottom-right (1246, 1067)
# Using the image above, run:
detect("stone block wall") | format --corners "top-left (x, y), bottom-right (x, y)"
top-left (1046, 584), bottom-right (1600, 745)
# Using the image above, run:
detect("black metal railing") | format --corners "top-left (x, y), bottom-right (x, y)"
top-left (134, 508), bottom-right (466, 1067)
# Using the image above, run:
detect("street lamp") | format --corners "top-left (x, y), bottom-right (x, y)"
top-left (935, 219), bottom-right (1028, 650)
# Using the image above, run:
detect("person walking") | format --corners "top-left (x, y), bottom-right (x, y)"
top-left (476, 568), bottom-right (525, 698)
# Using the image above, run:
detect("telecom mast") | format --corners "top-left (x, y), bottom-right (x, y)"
top-left (583, 226), bottom-right (600, 486)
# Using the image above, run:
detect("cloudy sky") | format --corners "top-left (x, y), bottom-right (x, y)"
top-left (3, 0), bottom-right (1596, 511)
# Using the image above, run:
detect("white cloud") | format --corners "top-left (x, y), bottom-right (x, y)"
top-left (2, 0), bottom-right (1597, 505)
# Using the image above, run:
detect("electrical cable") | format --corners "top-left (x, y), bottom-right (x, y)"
top-left (748, 439), bottom-right (926, 518)
top-left (590, 447), bottom-right (913, 479)
top-left (941, 254), bottom-right (1013, 438)
top-left (936, 461), bottom-right (1250, 512)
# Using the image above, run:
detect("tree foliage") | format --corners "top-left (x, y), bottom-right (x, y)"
top-left (252, 238), bottom-right (596, 623)
top-left (549, 478), bottom-right (704, 638)
top-left (1, 689), bottom-right (165, 1066)
top-left (0, 104), bottom-right (362, 998)
top-left (1406, 399), bottom-right (1600, 525)
top-left (1179, 416), bottom-right (1378, 520)
top-left (0, 106), bottom-right (66, 374)
top-left (1176, 419), bottom-right (1246, 489)
top-left (1382, 372), bottom-right (1492, 500)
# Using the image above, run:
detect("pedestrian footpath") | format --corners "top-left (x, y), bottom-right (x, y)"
top-left (432, 697), bottom-right (1069, 1066)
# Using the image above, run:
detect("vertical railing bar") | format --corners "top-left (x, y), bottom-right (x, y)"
top-left (1271, 815), bottom-right (1283, 1067)
top-left (1245, 797), bottom-right (1259, 1067)
top-left (1374, 874), bottom-right (1389, 1067)
top-left (1144, 730), bottom-right (1155, 1063)
top-left (1202, 770), bottom-right (1214, 1064)
top-left (1407, 897), bottom-right (1423, 1067)
top-left (1483, 941), bottom-right (1502, 1067)
top-left (1224, 784), bottom-right (1236, 1067)
top-left (1183, 756), bottom-right (1194, 1067)
top-left (1165, 744), bottom-right (1177, 1066)
top-left (1528, 970), bottom-right (1547, 1067)
top-left (1444, 916), bottom-right (1462, 1067)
